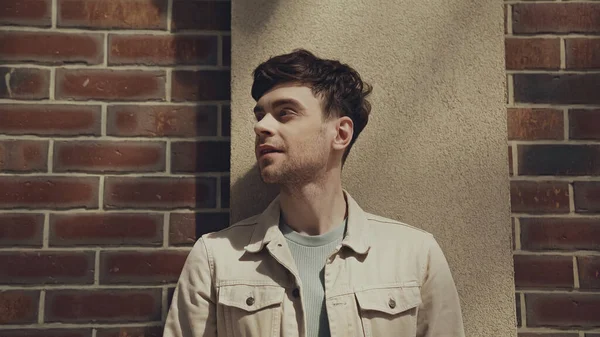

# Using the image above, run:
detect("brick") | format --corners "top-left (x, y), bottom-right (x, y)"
top-left (579, 256), bottom-right (600, 289)
top-left (0, 252), bottom-right (94, 285)
top-left (513, 255), bottom-right (573, 289)
top-left (0, 213), bottom-right (43, 247)
top-left (521, 218), bottom-right (600, 251)
top-left (222, 105), bottom-right (230, 136)
top-left (56, 69), bottom-right (165, 101)
top-left (0, 290), bottom-right (39, 324)
top-left (510, 181), bottom-right (570, 214)
top-left (0, 0), bottom-right (51, 27)
top-left (574, 182), bottom-right (600, 213)
top-left (0, 140), bottom-right (48, 172)
top-left (221, 176), bottom-right (230, 208)
top-left (109, 34), bottom-right (218, 66)
top-left (172, 1), bottom-right (230, 31)
top-left (100, 251), bottom-right (188, 284)
top-left (96, 327), bottom-right (162, 337)
top-left (59, 0), bottom-right (167, 30)
top-left (515, 293), bottom-right (521, 327)
top-left (171, 141), bottom-right (230, 173)
top-left (514, 74), bottom-right (600, 105)
top-left (106, 105), bottom-right (218, 137)
top-left (50, 213), bottom-right (163, 246)
top-left (172, 70), bottom-right (230, 102)
top-left (570, 109), bottom-right (600, 140)
top-left (526, 293), bottom-right (600, 327)
top-left (223, 35), bottom-right (231, 66)
top-left (518, 145), bottom-right (600, 176)
top-left (566, 39), bottom-right (600, 70)
top-left (0, 32), bottom-right (103, 65)
top-left (104, 177), bottom-right (216, 209)
top-left (0, 176), bottom-right (99, 209)
top-left (508, 146), bottom-right (513, 176)
top-left (0, 104), bottom-right (101, 136)
top-left (54, 141), bottom-right (165, 173)
top-left (507, 108), bottom-right (563, 141)
top-left (169, 212), bottom-right (229, 245)
top-left (513, 3), bottom-right (600, 35)
top-left (45, 289), bottom-right (161, 323)
top-left (0, 67), bottom-right (49, 100)
top-left (0, 329), bottom-right (92, 337)
top-left (505, 38), bottom-right (560, 70)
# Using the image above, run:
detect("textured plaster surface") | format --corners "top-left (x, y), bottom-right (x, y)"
top-left (231, 0), bottom-right (514, 335)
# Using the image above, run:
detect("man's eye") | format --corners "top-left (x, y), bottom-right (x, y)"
top-left (255, 113), bottom-right (264, 121)
top-left (279, 109), bottom-right (293, 118)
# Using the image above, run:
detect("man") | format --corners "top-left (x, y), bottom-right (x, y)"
top-left (164, 49), bottom-right (465, 337)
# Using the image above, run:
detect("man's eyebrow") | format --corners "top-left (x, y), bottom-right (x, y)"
top-left (253, 98), bottom-right (304, 114)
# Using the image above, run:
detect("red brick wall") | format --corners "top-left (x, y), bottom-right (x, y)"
top-left (0, 0), bottom-right (231, 335)
top-left (506, 1), bottom-right (600, 335)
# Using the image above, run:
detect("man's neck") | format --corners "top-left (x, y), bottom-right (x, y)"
top-left (279, 178), bottom-right (347, 236)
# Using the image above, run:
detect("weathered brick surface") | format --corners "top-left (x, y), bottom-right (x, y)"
top-left (514, 74), bottom-right (600, 105)
top-left (574, 182), bottom-right (600, 213)
top-left (510, 181), bottom-right (570, 214)
top-left (0, 290), bottom-right (39, 324)
top-left (513, 254), bottom-right (573, 289)
top-left (50, 213), bottom-right (163, 246)
top-left (505, 38), bottom-right (560, 70)
top-left (0, 140), bottom-right (48, 172)
top-left (513, 3), bottom-right (600, 34)
top-left (507, 108), bottom-right (563, 141)
top-left (56, 69), bottom-right (166, 101)
top-left (106, 105), bottom-right (218, 137)
top-left (0, 176), bottom-right (99, 209)
top-left (526, 293), bottom-right (600, 327)
top-left (0, 252), bottom-right (95, 284)
top-left (172, 1), bottom-right (230, 31)
top-left (0, 329), bottom-right (92, 337)
top-left (96, 327), bottom-right (162, 337)
top-left (566, 39), bottom-right (600, 70)
top-left (0, 213), bottom-right (44, 247)
top-left (0, 31), bottom-right (103, 65)
top-left (0, 104), bottom-right (102, 136)
top-left (520, 217), bottom-right (600, 251)
top-left (172, 70), bottom-right (231, 101)
top-left (0, 0), bottom-right (51, 27)
top-left (45, 289), bottom-right (162, 323)
top-left (169, 212), bottom-right (230, 245)
top-left (171, 141), bottom-right (230, 173)
top-left (0, 67), bottom-right (50, 100)
top-left (518, 145), bottom-right (600, 176)
top-left (59, 0), bottom-right (167, 30)
top-left (53, 141), bottom-right (166, 173)
top-left (570, 109), bottom-right (600, 140)
top-left (578, 256), bottom-right (600, 290)
top-left (109, 34), bottom-right (218, 66)
top-left (100, 251), bottom-right (188, 284)
top-left (104, 177), bottom-right (217, 209)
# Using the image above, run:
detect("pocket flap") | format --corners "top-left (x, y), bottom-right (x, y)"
top-left (355, 284), bottom-right (422, 315)
top-left (218, 284), bottom-right (285, 312)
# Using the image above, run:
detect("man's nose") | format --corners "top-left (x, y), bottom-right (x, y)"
top-left (254, 113), bottom-right (277, 137)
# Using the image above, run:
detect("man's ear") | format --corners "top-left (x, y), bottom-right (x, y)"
top-left (332, 116), bottom-right (353, 151)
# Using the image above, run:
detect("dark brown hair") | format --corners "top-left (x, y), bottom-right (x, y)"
top-left (251, 49), bottom-right (373, 164)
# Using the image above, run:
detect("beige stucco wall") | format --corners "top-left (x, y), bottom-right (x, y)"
top-left (230, 0), bottom-right (514, 336)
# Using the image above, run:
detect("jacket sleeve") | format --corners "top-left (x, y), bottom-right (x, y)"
top-left (164, 237), bottom-right (218, 337)
top-left (416, 236), bottom-right (466, 337)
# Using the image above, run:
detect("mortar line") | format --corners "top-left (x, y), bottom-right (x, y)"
top-left (47, 139), bottom-right (54, 174)
top-left (216, 176), bottom-right (222, 209)
top-left (167, 0), bottom-right (173, 32)
top-left (520, 293), bottom-right (527, 327)
top-left (49, 68), bottom-right (56, 100)
top-left (506, 4), bottom-right (513, 36)
top-left (51, 0), bottom-right (57, 29)
top-left (37, 290), bottom-right (45, 324)
top-left (163, 212), bottom-right (170, 248)
top-left (579, 332), bottom-right (585, 337)
top-left (98, 176), bottom-right (105, 210)
top-left (568, 183), bottom-right (575, 214)
top-left (0, 63), bottom-right (230, 71)
top-left (165, 141), bottom-right (172, 174)
top-left (217, 35), bottom-right (223, 67)
top-left (507, 74), bottom-right (514, 106)
top-left (43, 212), bottom-right (50, 249)
top-left (166, 69), bottom-right (172, 102)
top-left (103, 33), bottom-right (109, 67)
top-left (101, 104), bottom-right (107, 136)
top-left (563, 108), bottom-right (569, 140)
top-left (573, 256), bottom-right (580, 289)
top-left (91, 329), bottom-right (97, 337)
top-left (162, 286), bottom-right (169, 321)
top-left (94, 249), bottom-right (100, 285)
top-left (217, 105), bottom-right (223, 137)
top-left (514, 217), bottom-right (521, 251)
top-left (560, 37), bottom-right (566, 69)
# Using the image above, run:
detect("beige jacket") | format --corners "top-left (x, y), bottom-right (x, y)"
top-left (164, 192), bottom-right (465, 337)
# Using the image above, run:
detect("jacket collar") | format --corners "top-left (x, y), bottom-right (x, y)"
top-left (244, 190), bottom-right (371, 255)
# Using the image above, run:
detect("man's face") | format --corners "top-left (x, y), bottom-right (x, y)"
top-left (253, 83), bottom-right (336, 185)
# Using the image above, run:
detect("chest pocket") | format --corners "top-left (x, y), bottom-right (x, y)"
top-left (218, 284), bottom-right (285, 337)
top-left (354, 283), bottom-right (422, 337)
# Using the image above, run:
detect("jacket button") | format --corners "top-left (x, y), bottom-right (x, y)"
top-left (246, 297), bottom-right (255, 306)
top-left (388, 299), bottom-right (396, 309)
top-left (292, 288), bottom-right (300, 298)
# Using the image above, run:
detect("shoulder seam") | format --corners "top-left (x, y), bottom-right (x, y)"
top-left (366, 216), bottom-right (432, 235)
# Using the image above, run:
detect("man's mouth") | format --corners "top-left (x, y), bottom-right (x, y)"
top-left (258, 146), bottom-right (283, 157)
